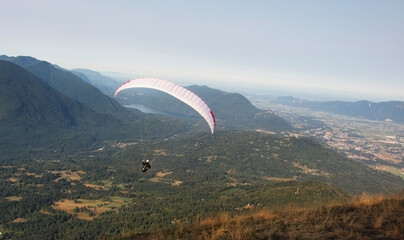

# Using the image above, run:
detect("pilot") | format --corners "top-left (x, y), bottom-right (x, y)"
top-left (142, 159), bottom-right (151, 172)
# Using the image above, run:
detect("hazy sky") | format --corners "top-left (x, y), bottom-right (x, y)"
top-left (1, 0), bottom-right (403, 100)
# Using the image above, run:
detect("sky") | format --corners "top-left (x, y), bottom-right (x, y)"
top-left (1, 0), bottom-right (403, 101)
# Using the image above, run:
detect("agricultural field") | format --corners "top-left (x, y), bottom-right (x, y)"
top-left (52, 197), bottom-right (131, 220)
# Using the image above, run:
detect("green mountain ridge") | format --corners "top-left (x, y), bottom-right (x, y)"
top-left (117, 85), bottom-right (292, 133)
top-left (0, 55), bottom-right (137, 121)
top-left (48, 66), bottom-right (292, 133)
top-left (0, 60), bottom-right (116, 130)
top-left (0, 60), bottom-right (190, 159)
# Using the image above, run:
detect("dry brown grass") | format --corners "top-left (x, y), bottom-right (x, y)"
top-left (171, 181), bottom-right (183, 186)
top-left (292, 162), bottom-right (331, 176)
top-left (4, 196), bottom-right (23, 201)
top-left (118, 142), bottom-right (138, 148)
top-left (205, 156), bottom-right (217, 163)
top-left (12, 218), bottom-right (27, 223)
top-left (351, 192), bottom-right (387, 207)
top-left (156, 171), bottom-right (173, 177)
top-left (145, 192), bottom-right (404, 240)
top-left (149, 171), bottom-right (183, 186)
top-left (25, 172), bottom-right (42, 178)
top-left (52, 197), bottom-right (129, 220)
top-left (153, 149), bottom-right (168, 156)
top-left (264, 176), bottom-right (297, 182)
top-left (84, 183), bottom-right (106, 190)
top-left (39, 209), bottom-right (51, 215)
top-left (8, 178), bottom-right (18, 183)
top-left (256, 129), bottom-right (276, 135)
top-left (0, 165), bottom-right (13, 168)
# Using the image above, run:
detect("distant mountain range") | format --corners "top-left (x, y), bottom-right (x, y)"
top-left (272, 96), bottom-right (404, 123)
top-left (71, 68), bottom-right (123, 97)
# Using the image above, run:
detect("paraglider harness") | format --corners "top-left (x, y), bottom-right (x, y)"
top-left (142, 160), bottom-right (151, 172)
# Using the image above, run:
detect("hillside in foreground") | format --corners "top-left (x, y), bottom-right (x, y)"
top-left (132, 192), bottom-right (404, 240)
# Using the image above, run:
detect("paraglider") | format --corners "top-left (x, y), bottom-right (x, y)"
top-left (114, 78), bottom-right (216, 173)
top-left (114, 78), bottom-right (216, 134)
top-left (142, 160), bottom-right (151, 172)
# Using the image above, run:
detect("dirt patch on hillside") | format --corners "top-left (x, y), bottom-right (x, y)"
top-left (4, 196), bottom-right (23, 201)
top-left (84, 183), bottom-right (106, 190)
top-left (264, 176), bottom-right (297, 182)
top-left (52, 197), bottom-right (130, 220)
top-left (172, 181), bottom-right (183, 186)
top-left (26, 172), bottom-right (42, 178)
top-left (292, 162), bottom-right (331, 177)
top-left (154, 149), bottom-right (168, 155)
top-left (206, 155), bottom-right (217, 163)
top-left (156, 171), bottom-right (173, 177)
top-left (8, 178), bottom-right (18, 183)
top-left (256, 129), bottom-right (276, 135)
top-left (118, 142), bottom-right (138, 148)
top-left (51, 170), bottom-right (85, 182)
top-left (39, 209), bottom-right (52, 215)
top-left (12, 218), bottom-right (27, 223)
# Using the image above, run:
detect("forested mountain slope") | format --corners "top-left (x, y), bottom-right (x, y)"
top-left (0, 55), bottom-right (136, 121)
top-left (118, 131), bottom-right (404, 194)
top-left (0, 60), bottom-right (116, 130)
top-left (1, 129), bottom-right (401, 238)
top-left (0, 60), bottom-right (190, 159)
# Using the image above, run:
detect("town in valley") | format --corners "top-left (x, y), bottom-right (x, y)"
top-left (250, 97), bottom-right (404, 179)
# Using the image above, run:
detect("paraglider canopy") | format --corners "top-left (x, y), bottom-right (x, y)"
top-left (114, 78), bottom-right (216, 134)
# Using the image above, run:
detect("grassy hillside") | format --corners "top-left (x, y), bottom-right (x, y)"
top-left (145, 193), bottom-right (404, 240)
